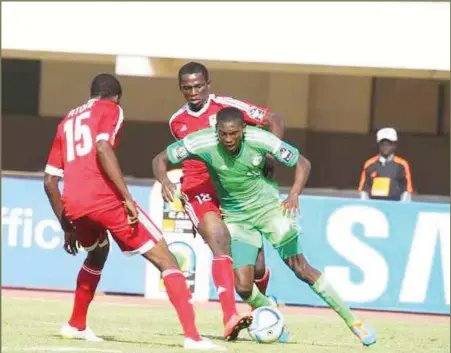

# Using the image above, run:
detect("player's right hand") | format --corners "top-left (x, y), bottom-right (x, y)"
top-left (161, 179), bottom-right (176, 203)
top-left (124, 199), bottom-right (138, 225)
top-left (281, 194), bottom-right (300, 218)
top-left (63, 230), bottom-right (79, 256)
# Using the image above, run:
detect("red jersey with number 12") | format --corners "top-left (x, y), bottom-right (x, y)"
top-left (169, 94), bottom-right (268, 191)
top-left (45, 99), bottom-right (125, 220)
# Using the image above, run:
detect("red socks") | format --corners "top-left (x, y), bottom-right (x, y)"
top-left (212, 255), bottom-right (238, 325)
top-left (254, 268), bottom-right (271, 295)
top-left (163, 269), bottom-right (201, 341)
top-left (68, 261), bottom-right (102, 330)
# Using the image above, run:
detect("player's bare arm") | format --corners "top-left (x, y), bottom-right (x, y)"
top-left (96, 140), bottom-right (138, 224)
top-left (43, 174), bottom-right (78, 255)
top-left (264, 112), bottom-right (285, 139)
top-left (43, 173), bottom-right (64, 222)
top-left (152, 150), bottom-right (176, 202)
top-left (281, 155), bottom-right (311, 214)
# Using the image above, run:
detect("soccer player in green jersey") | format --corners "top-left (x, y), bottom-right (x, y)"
top-left (153, 107), bottom-right (377, 346)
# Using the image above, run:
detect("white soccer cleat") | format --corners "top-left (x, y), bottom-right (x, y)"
top-left (184, 337), bottom-right (226, 351)
top-left (59, 323), bottom-right (103, 342)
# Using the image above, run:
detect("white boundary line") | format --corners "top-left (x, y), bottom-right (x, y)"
top-left (2, 347), bottom-right (122, 352)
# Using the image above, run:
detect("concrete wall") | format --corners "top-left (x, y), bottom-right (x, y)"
top-left (2, 58), bottom-right (450, 195)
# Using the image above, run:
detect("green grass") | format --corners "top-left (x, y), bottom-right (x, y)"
top-left (2, 296), bottom-right (449, 353)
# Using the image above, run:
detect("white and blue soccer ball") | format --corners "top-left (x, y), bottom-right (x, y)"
top-left (248, 306), bottom-right (285, 343)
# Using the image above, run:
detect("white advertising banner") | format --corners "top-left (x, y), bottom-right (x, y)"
top-left (145, 169), bottom-right (212, 302)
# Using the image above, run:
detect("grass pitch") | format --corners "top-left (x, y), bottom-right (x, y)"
top-left (2, 290), bottom-right (449, 353)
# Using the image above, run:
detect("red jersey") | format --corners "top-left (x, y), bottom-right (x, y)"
top-left (45, 99), bottom-right (125, 219)
top-left (169, 94), bottom-right (268, 191)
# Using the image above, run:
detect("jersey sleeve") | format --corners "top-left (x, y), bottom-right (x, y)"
top-left (166, 129), bottom-right (217, 164)
top-left (169, 118), bottom-right (187, 140)
top-left (96, 104), bottom-right (124, 145)
top-left (166, 140), bottom-right (193, 164)
top-left (246, 127), bottom-right (300, 167)
top-left (45, 130), bottom-right (64, 177)
top-left (242, 104), bottom-right (269, 127)
top-left (214, 96), bottom-right (268, 127)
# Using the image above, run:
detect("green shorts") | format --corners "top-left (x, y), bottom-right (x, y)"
top-left (226, 205), bottom-right (302, 269)
top-left (231, 236), bottom-right (302, 269)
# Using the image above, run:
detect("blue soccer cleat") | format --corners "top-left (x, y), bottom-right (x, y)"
top-left (350, 321), bottom-right (376, 346)
top-left (278, 325), bottom-right (289, 343)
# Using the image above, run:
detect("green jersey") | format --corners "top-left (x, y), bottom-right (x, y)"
top-left (166, 126), bottom-right (300, 222)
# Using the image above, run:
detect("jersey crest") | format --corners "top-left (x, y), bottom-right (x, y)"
top-left (252, 155), bottom-right (263, 166)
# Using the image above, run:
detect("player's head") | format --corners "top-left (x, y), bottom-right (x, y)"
top-left (216, 107), bottom-right (246, 154)
top-left (90, 73), bottom-right (122, 103)
top-left (178, 62), bottom-right (210, 111)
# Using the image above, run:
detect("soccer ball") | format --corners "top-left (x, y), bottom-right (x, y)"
top-left (248, 306), bottom-right (285, 343)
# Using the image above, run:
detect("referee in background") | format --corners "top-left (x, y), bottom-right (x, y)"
top-left (358, 128), bottom-right (414, 202)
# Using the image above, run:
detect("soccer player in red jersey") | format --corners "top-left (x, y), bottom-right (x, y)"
top-left (43, 74), bottom-right (224, 351)
top-left (167, 62), bottom-right (285, 341)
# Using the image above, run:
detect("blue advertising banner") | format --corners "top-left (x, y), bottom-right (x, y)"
top-left (2, 175), bottom-right (449, 314)
top-left (208, 196), bottom-right (450, 315)
top-left (1, 175), bottom-right (150, 294)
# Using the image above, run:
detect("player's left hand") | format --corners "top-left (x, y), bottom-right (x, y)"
top-left (281, 194), bottom-right (299, 217)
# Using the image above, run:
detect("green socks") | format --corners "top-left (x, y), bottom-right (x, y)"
top-left (243, 274), bottom-right (358, 327)
top-left (243, 284), bottom-right (276, 308)
top-left (310, 274), bottom-right (358, 327)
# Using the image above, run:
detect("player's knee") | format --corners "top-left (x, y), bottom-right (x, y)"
top-left (287, 255), bottom-right (315, 284)
top-left (142, 239), bottom-right (179, 272)
top-left (254, 251), bottom-right (266, 280)
top-left (235, 280), bottom-right (253, 300)
top-left (199, 216), bottom-right (230, 256)
top-left (86, 241), bottom-right (109, 269)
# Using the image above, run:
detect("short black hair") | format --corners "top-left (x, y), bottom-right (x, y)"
top-left (178, 61), bottom-right (209, 85)
top-left (216, 107), bottom-right (245, 126)
top-left (90, 73), bottom-right (122, 99)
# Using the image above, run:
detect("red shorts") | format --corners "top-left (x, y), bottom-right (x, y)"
top-left (180, 184), bottom-right (221, 230)
top-left (71, 204), bottom-right (163, 256)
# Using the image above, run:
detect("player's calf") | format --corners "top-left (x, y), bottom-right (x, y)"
top-left (285, 253), bottom-right (321, 285)
top-left (142, 239), bottom-right (202, 342)
top-left (254, 250), bottom-right (270, 295)
top-left (285, 253), bottom-right (377, 346)
top-left (199, 212), bottom-right (242, 326)
top-left (68, 238), bottom-right (109, 331)
top-left (235, 266), bottom-right (274, 310)
top-left (254, 268), bottom-right (270, 295)
top-left (234, 267), bottom-right (254, 300)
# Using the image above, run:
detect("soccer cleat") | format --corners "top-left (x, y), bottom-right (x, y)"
top-left (278, 325), bottom-right (289, 344)
top-left (350, 321), bottom-right (376, 346)
top-left (59, 323), bottom-right (103, 342)
top-left (184, 337), bottom-right (226, 351)
top-left (223, 312), bottom-right (253, 341)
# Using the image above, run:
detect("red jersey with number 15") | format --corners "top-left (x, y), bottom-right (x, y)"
top-left (169, 94), bottom-right (268, 191)
top-left (45, 99), bottom-right (125, 220)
